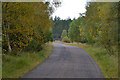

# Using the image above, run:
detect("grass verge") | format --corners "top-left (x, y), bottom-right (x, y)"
top-left (63, 42), bottom-right (118, 78)
top-left (53, 40), bottom-right (61, 43)
top-left (2, 42), bottom-right (53, 78)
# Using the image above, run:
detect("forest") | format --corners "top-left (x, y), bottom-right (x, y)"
top-left (2, 2), bottom-right (119, 56)
top-left (2, 2), bottom-right (55, 53)
top-left (52, 16), bottom-right (72, 40)
top-left (2, 2), bottom-right (60, 78)
top-left (60, 2), bottom-right (119, 56)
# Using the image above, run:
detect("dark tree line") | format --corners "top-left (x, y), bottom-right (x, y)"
top-left (52, 16), bottom-right (72, 40)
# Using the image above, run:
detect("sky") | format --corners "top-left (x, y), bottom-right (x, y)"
top-left (51, 0), bottom-right (88, 20)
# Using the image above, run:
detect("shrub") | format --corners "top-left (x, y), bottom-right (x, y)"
top-left (61, 30), bottom-right (67, 40)
top-left (62, 36), bottom-right (70, 43)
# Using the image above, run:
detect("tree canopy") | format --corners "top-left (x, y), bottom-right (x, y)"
top-left (2, 2), bottom-right (60, 53)
top-left (52, 16), bottom-right (72, 40)
top-left (68, 2), bottom-right (118, 55)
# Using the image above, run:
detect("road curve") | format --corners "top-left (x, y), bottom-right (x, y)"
top-left (22, 42), bottom-right (104, 78)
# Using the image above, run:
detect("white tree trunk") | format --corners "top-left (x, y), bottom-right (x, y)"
top-left (7, 34), bottom-right (12, 52)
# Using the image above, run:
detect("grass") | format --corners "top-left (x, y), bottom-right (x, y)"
top-left (2, 42), bottom-right (53, 78)
top-left (0, 37), bottom-right (1, 79)
top-left (53, 40), bottom-right (61, 43)
top-left (63, 42), bottom-right (118, 78)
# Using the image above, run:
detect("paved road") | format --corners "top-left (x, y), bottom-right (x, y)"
top-left (22, 42), bottom-right (104, 78)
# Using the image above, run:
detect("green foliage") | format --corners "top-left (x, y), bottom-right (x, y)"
top-left (44, 28), bottom-right (53, 42)
top-left (64, 43), bottom-right (118, 78)
top-left (62, 36), bottom-right (70, 43)
top-left (68, 2), bottom-right (118, 55)
top-left (61, 29), bottom-right (67, 40)
top-left (2, 2), bottom-right (58, 53)
top-left (68, 18), bottom-right (81, 42)
top-left (61, 29), bottom-right (70, 43)
top-left (2, 43), bottom-right (53, 78)
top-left (52, 16), bottom-right (72, 39)
top-left (96, 3), bottom-right (118, 55)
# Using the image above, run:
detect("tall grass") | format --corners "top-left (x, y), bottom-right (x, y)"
top-left (64, 42), bottom-right (118, 78)
top-left (0, 36), bottom-right (1, 79)
top-left (2, 42), bottom-right (53, 78)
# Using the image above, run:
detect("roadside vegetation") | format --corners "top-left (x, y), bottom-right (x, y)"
top-left (2, 2), bottom-right (54, 54)
top-left (64, 42), bottom-right (118, 78)
top-left (61, 30), bottom-right (70, 43)
top-left (2, 42), bottom-right (53, 78)
top-left (68, 2), bottom-right (118, 56)
top-left (60, 2), bottom-right (119, 78)
top-left (2, 2), bottom-right (60, 78)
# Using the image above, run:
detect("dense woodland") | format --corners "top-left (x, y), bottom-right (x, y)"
top-left (61, 2), bottom-right (119, 56)
top-left (52, 17), bottom-right (72, 40)
top-left (2, 2), bottom-right (60, 54)
top-left (2, 2), bottom-right (119, 56)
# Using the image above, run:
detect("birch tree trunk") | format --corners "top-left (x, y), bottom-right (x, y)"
top-left (6, 33), bottom-right (12, 52)
top-left (5, 23), bottom-right (12, 52)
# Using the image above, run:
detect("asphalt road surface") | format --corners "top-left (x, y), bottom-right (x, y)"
top-left (22, 42), bottom-right (104, 78)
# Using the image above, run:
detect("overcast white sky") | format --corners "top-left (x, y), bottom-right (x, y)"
top-left (51, 0), bottom-right (88, 20)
